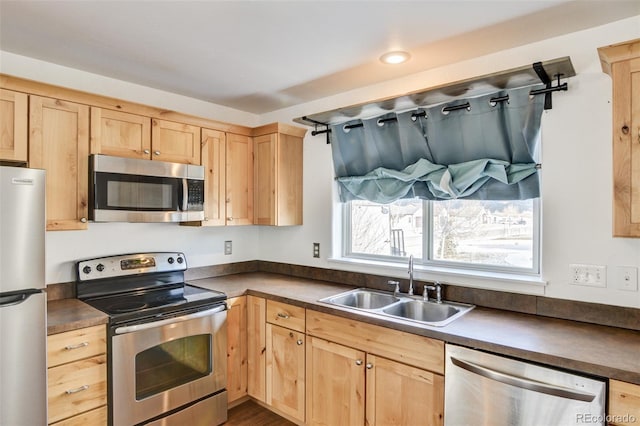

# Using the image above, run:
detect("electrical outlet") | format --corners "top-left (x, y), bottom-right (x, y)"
top-left (224, 240), bottom-right (232, 255)
top-left (313, 243), bottom-right (320, 258)
top-left (569, 264), bottom-right (606, 287)
top-left (614, 266), bottom-right (638, 291)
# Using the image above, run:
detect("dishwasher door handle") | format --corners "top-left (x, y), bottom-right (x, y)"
top-left (450, 356), bottom-right (596, 402)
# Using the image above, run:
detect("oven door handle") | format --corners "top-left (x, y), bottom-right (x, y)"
top-left (114, 304), bottom-right (227, 335)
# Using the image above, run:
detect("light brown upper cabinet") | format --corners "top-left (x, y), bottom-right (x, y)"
top-left (226, 133), bottom-right (254, 225)
top-left (151, 119), bottom-right (201, 165)
top-left (29, 95), bottom-right (89, 231)
top-left (185, 130), bottom-right (253, 226)
top-left (0, 89), bottom-right (28, 163)
top-left (253, 124), bottom-right (305, 226)
top-left (90, 107), bottom-right (151, 160)
top-left (599, 39), bottom-right (640, 237)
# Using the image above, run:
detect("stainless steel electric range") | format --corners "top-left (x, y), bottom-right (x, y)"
top-left (77, 252), bottom-right (228, 426)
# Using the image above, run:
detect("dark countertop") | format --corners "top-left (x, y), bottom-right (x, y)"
top-left (47, 298), bottom-right (109, 335)
top-left (188, 272), bottom-right (640, 385)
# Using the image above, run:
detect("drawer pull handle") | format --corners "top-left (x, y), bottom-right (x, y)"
top-left (277, 312), bottom-right (290, 319)
top-left (65, 342), bottom-right (89, 350)
top-left (65, 385), bottom-right (89, 395)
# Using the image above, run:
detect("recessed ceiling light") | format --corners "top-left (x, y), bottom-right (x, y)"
top-left (380, 51), bottom-right (411, 65)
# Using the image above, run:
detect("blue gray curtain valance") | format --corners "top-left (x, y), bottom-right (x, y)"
top-left (330, 86), bottom-right (545, 203)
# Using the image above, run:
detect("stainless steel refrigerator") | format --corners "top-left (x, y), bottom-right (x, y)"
top-left (0, 166), bottom-right (47, 425)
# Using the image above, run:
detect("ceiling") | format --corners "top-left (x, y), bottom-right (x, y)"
top-left (0, 1), bottom-right (638, 115)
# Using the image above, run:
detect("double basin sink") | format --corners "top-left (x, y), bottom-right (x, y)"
top-left (319, 288), bottom-right (474, 327)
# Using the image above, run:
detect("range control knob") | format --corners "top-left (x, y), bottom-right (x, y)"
top-left (167, 257), bottom-right (175, 264)
top-left (82, 266), bottom-right (92, 274)
top-left (177, 257), bottom-right (184, 264)
top-left (96, 263), bottom-right (105, 272)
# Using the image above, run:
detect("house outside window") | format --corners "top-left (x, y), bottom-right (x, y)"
top-left (345, 198), bottom-right (539, 275)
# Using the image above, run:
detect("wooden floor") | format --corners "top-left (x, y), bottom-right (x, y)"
top-left (225, 400), bottom-right (296, 426)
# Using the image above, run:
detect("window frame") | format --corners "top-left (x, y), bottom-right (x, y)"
top-left (342, 198), bottom-right (541, 277)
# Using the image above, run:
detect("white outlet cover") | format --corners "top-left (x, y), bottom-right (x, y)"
top-left (614, 266), bottom-right (638, 291)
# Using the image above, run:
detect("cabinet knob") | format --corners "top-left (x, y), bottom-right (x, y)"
top-left (204, 217), bottom-right (209, 222)
top-left (144, 149), bottom-right (150, 154)
top-left (154, 150), bottom-right (160, 156)
top-left (80, 217), bottom-right (87, 223)
top-left (355, 359), bottom-right (363, 366)
top-left (366, 363), bottom-right (373, 369)
top-left (296, 339), bottom-right (303, 346)
top-left (227, 217), bottom-right (233, 221)
top-left (622, 125), bottom-right (629, 135)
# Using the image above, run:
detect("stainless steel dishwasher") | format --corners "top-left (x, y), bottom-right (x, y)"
top-left (445, 344), bottom-right (606, 426)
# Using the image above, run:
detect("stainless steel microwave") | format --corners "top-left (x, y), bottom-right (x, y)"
top-left (89, 154), bottom-right (205, 223)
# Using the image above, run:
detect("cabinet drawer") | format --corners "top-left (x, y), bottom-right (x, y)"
top-left (48, 354), bottom-right (107, 424)
top-left (48, 325), bottom-right (106, 367)
top-left (306, 310), bottom-right (444, 374)
top-left (50, 405), bottom-right (107, 426)
top-left (266, 300), bottom-right (305, 332)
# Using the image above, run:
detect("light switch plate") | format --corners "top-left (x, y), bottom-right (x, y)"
top-left (569, 264), bottom-right (606, 287)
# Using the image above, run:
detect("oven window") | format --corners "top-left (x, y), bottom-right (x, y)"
top-left (135, 334), bottom-right (212, 400)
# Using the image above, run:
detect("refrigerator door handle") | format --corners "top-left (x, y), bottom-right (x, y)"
top-left (0, 290), bottom-right (42, 307)
top-left (450, 356), bottom-right (596, 402)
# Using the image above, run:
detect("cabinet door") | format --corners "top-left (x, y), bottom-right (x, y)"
top-left (254, 133), bottom-right (303, 226)
top-left (151, 119), bottom-right (200, 164)
top-left (266, 324), bottom-right (305, 422)
top-left (365, 354), bottom-right (444, 426)
top-left (247, 295), bottom-right (266, 402)
top-left (306, 336), bottom-right (365, 426)
top-left (201, 129), bottom-right (226, 226)
top-left (226, 133), bottom-right (253, 225)
top-left (609, 379), bottom-right (640, 426)
top-left (90, 107), bottom-right (151, 159)
top-left (29, 95), bottom-right (89, 230)
top-left (254, 133), bottom-right (276, 225)
top-left (226, 296), bottom-right (248, 404)
top-left (616, 57), bottom-right (640, 236)
top-left (0, 89), bottom-right (28, 163)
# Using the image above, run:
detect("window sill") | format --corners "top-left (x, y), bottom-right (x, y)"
top-left (327, 256), bottom-right (547, 295)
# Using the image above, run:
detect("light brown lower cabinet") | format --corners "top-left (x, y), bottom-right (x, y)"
top-left (266, 323), bottom-right (305, 422)
top-left (247, 295), bottom-right (266, 402)
top-left (227, 296), bottom-right (248, 404)
top-left (47, 325), bottom-right (107, 425)
top-left (609, 379), bottom-right (640, 426)
top-left (306, 310), bottom-right (444, 426)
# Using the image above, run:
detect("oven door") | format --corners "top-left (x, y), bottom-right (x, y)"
top-left (111, 305), bottom-right (227, 426)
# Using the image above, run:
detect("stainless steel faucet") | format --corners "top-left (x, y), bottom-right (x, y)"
top-left (408, 254), bottom-right (414, 296)
top-left (423, 281), bottom-right (443, 303)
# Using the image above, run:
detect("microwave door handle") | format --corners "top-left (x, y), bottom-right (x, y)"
top-left (181, 178), bottom-right (188, 211)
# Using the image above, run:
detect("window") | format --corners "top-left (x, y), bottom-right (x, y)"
top-left (345, 198), bottom-right (539, 274)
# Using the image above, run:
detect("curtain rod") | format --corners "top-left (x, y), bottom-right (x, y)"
top-left (305, 61), bottom-right (568, 141)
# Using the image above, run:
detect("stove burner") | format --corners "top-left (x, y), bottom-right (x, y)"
top-left (109, 301), bottom-right (149, 313)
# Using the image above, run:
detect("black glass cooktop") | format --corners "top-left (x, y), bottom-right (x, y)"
top-left (81, 284), bottom-right (226, 324)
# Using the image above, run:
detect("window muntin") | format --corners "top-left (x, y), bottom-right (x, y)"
top-left (345, 198), bottom-right (539, 275)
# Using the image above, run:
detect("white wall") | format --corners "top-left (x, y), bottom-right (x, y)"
top-left (3, 17), bottom-right (640, 308)
top-left (259, 16), bottom-right (640, 308)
